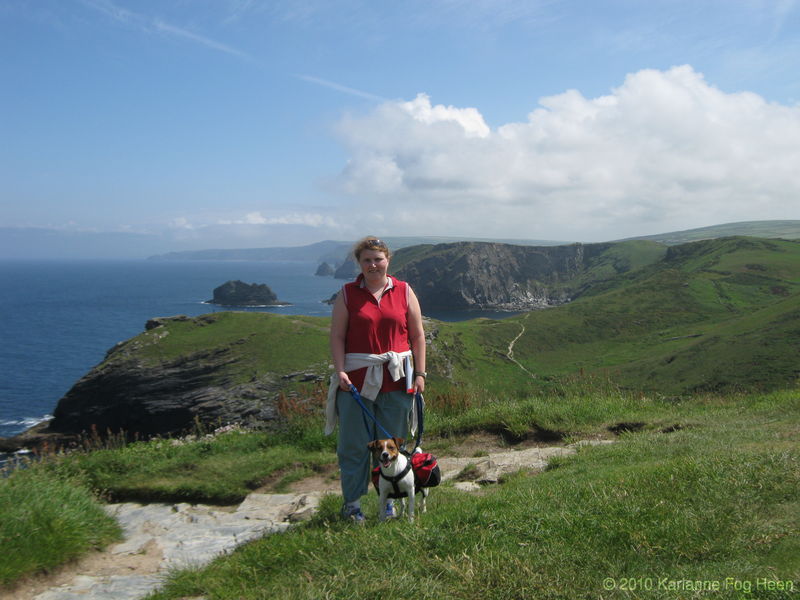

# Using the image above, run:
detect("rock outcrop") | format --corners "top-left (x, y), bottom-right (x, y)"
top-left (209, 280), bottom-right (289, 307)
top-left (1, 313), bottom-right (332, 450)
top-left (393, 241), bottom-right (618, 310)
top-left (333, 259), bottom-right (358, 280)
top-left (314, 262), bottom-right (334, 276)
top-left (47, 316), bottom-right (322, 443)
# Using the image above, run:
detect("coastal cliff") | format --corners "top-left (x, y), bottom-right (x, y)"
top-left (3, 313), bottom-right (331, 448)
top-left (393, 240), bottom-right (666, 310)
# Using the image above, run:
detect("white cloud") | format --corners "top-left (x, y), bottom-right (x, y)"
top-left (333, 65), bottom-right (800, 241)
top-left (217, 211), bottom-right (337, 228)
top-left (401, 93), bottom-right (490, 138)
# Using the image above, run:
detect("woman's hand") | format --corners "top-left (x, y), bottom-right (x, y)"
top-left (337, 371), bottom-right (353, 391)
top-left (414, 374), bottom-right (425, 395)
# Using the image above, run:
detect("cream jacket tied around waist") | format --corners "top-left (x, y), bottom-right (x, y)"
top-left (325, 350), bottom-right (418, 436)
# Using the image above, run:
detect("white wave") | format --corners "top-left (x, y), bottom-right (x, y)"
top-left (0, 415), bottom-right (53, 428)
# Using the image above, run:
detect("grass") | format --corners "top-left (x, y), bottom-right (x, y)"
top-left (47, 417), bottom-right (337, 505)
top-left (1, 387), bottom-right (798, 597)
top-left (110, 311), bottom-right (333, 387)
top-left (142, 388), bottom-right (799, 600)
top-left (0, 467), bottom-right (122, 586)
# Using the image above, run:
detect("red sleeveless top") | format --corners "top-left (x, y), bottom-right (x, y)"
top-left (342, 275), bottom-right (410, 393)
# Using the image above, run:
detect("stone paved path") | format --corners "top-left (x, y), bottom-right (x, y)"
top-left (9, 441), bottom-right (611, 600)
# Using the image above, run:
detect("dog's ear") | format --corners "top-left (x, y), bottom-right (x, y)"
top-left (367, 440), bottom-right (379, 450)
top-left (393, 436), bottom-right (405, 448)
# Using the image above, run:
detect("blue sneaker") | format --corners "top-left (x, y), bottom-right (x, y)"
top-left (384, 501), bottom-right (397, 519)
top-left (341, 505), bottom-right (366, 523)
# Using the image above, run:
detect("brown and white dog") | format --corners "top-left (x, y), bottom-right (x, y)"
top-left (368, 437), bottom-right (427, 522)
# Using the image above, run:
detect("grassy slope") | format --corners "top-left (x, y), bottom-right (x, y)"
top-left (145, 389), bottom-right (800, 600)
top-left (111, 311), bottom-right (333, 387)
top-left (48, 421), bottom-right (335, 504)
top-left (0, 468), bottom-right (122, 586)
top-left (435, 237), bottom-right (800, 395)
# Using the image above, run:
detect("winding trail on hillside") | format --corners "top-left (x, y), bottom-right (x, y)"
top-left (506, 318), bottom-right (537, 379)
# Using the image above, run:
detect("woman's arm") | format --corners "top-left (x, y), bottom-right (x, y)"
top-left (330, 291), bottom-right (352, 391)
top-left (407, 286), bottom-right (426, 394)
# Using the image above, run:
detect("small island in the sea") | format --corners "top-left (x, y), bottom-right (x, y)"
top-left (208, 280), bottom-right (290, 307)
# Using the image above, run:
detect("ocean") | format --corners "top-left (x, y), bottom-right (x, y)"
top-left (0, 259), bottom-right (516, 442)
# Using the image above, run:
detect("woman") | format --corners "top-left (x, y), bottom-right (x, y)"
top-left (326, 236), bottom-right (427, 522)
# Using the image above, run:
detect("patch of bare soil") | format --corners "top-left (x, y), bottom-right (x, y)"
top-left (252, 462), bottom-right (340, 495)
top-left (428, 431), bottom-right (565, 458)
top-left (286, 472), bottom-right (340, 494)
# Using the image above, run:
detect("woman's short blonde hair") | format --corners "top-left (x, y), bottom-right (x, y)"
top-left (353, 236), bottom-right (391, 261)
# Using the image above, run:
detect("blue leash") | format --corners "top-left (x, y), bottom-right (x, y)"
top-left (349, 384), bottom-right (426, 446)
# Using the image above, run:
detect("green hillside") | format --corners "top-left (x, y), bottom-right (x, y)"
top-left (434, 236), bottom-right (800, 395)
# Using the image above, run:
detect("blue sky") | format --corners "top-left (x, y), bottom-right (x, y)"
top-left (2, 0), bottom-right (799, 253)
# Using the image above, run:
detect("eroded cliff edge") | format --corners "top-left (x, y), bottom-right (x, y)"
top-left (392, 240), bottom-right (666, 310)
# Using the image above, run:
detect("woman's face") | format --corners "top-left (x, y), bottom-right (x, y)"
top-left (358, 249), bottom-right (389, 279)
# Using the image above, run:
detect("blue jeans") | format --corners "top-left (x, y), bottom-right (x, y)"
top-left (336, 389), bottom-right (412, 503)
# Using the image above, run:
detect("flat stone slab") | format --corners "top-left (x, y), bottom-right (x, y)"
top-left (30, 492), bottom-right (322, 600)
top-left (438, 440), bottom-right (613, 485)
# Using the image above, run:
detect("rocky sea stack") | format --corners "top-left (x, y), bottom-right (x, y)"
top-left (209, 280), bottom-right (290, 307)
top-left (314, 262), bottom-right (335, 276)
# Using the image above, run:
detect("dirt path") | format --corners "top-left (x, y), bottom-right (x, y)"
top-left (506, 318), bottom-right (537, 379)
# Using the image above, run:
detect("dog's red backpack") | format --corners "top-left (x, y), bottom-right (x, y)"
top-left (410, 451), bottom-right (441, 489)
top-left (371, 451), bottom-right (441, 497)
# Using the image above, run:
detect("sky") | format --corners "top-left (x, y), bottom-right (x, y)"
top-left (2, 0), bottom-right (800, 255)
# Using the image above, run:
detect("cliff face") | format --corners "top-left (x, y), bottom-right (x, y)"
top-left (50, 346), bottom-right (274, 437)
top-left (393, 242), bottom-right (615, 310)
top-left (37, 313), bottom-right (330, 443)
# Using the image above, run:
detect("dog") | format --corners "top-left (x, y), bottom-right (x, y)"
top-left (368, 437), bottom-right (428, 522)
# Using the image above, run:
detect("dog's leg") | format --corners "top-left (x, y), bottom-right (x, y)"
top-left (378, 490), bottom-right (389, 522)
top-left (419, 488), bottom-right (428, 514)
top-left (407, 490), bottom-right (415, 522)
